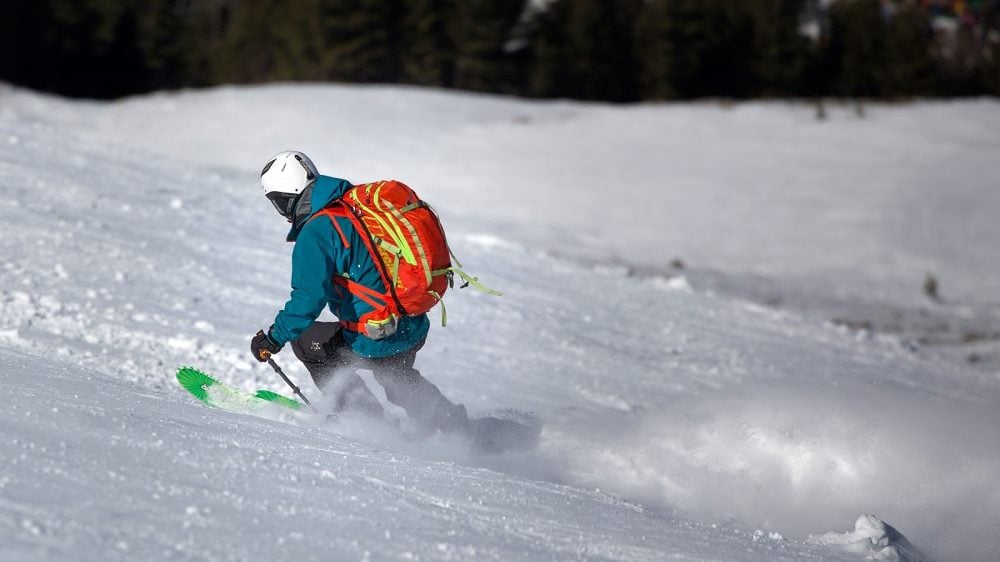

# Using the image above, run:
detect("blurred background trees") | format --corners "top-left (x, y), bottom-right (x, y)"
top-left (1, 0), bottom-right (997, 100)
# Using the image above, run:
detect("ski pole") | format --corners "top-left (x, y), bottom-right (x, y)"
top-left (266, 357), bottom-right (317, 413)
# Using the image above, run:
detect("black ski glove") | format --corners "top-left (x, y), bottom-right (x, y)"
top-left (251, 329), bottom-right (283, 362)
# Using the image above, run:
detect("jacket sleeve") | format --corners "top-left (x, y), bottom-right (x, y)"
top-left (269, 220), bottom-right (336, 346)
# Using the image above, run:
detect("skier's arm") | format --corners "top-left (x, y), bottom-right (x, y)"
top-left (269, 222), bottom-right (334, 347)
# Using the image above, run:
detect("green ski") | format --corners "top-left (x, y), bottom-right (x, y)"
top-left (176, 367), bottom-right (541, 454)
top-left (176, 366), bottom-right (303, 414)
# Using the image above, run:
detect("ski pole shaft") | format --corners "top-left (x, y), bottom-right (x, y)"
top-left (267, 357), bottom-right (316, 412)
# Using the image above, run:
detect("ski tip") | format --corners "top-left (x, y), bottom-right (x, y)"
top-left (175, 366), bottom-right (217, 401)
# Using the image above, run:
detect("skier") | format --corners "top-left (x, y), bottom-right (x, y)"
top-left (249, 151), bottom-right (469, 434)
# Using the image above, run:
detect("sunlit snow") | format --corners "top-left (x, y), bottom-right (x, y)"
top-left (2, 83), bottom-right (999, 561)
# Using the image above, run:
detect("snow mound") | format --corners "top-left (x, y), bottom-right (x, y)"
top-left (811, 515), bottom-right (930, 562)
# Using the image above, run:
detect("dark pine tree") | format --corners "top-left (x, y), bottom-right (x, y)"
top-left (521, 2), bottom-right (570, 98)
top-left (450, 0), bottom-right (526, 93)
top-left (657, 0), bottom-right (756, 98)
top-left (400, 0), bottom-right (457, 87)
top-left (216, 0), bottom-right (326, 83)
top-left (5, 0), bottom-right (152, 98)
top-left (882, 4), bottom-right (937, 97)
top-left (826, 0), bottom-right (888, 98)
top-left (635, 0), bottom-right (678, 100)
top-left (523, 0), bottom-right (642, 101)
top-left (743, 0), bottom-right (811, 97)
top-left (320, 0), bottom-right (404, 83)
top-left (560, 0), bottom-right (642, 101)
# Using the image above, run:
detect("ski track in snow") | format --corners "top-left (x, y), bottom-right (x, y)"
top-left (2, 83), bottom-right (1000, 561)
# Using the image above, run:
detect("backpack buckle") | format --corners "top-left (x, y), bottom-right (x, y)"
top-left (363, 314), bottom-right (399, 340)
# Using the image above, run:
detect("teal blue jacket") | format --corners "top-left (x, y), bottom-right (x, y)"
top-left (269, 175), bottom-right (430, 358)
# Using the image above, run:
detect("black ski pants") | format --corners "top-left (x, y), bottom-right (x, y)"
top-left (290, 321), bottom-right (467, 433)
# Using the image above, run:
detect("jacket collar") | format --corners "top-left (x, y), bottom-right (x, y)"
top-left (286, 175), bottom-right (354, 242)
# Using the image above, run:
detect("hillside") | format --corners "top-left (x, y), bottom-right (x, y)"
top-left (2, 84), bottom-right (999, 561)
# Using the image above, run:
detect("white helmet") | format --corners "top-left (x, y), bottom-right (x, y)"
top-left (260, 151), bottom-right (319, 219)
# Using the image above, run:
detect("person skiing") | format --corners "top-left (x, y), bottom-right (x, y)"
top-left (249, 150), bottom-right (469, 434)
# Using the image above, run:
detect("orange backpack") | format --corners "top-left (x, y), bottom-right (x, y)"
top-left (315, 180), bottom-right (500, 339)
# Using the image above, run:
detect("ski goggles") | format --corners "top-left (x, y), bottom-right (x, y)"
top-left (266, 191), bottom-right (298, 221)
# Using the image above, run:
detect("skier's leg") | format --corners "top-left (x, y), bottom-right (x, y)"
top-left (291, 322), bottom-right (384, 418)
top-left (290, 321), bottom-right (345, 389)
top-left (369, 344), bottom-right (468, 433)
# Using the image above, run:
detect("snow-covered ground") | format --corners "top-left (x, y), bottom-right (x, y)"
top-left (1, 83), bottom-right (998, 561)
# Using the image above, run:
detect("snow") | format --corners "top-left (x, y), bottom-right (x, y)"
top-left (812, 515), bottom-right (932, 561)
top-left (2, 82), bottom-right (1000, 561)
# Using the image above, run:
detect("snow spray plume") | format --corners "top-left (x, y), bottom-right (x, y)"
top-left (539, 379), bottom-right (1000, 562)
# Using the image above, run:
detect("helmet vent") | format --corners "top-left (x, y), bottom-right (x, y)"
top-left (293, 154), bottom-right (316, 180)
top-left (260, 159), bottom-right (275, 176)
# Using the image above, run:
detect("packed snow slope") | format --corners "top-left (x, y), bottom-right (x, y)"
top-left (2, 83), bottom-right (999, 561)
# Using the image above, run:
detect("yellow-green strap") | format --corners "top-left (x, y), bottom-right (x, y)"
top-left (385, 201), bottom-right (432, 285)
top-left (429, 291), bottom-right (446, 327)
top-left (372, 235), bottom-right (401, 255)
top-left (450, 267), bottom-right (503, 296)
top-left (372, 236), bottom-right (402, 285)
top-left (350, 191), bottom-right (414, 264)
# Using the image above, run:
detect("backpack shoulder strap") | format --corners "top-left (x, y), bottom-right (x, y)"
top-left (310, 198), bottom-right (399, 310)
top-left (310, 203), bottom-right (353, 248)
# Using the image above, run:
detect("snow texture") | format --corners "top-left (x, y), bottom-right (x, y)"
top-left (2, 83), bottom-right (1000, 561)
